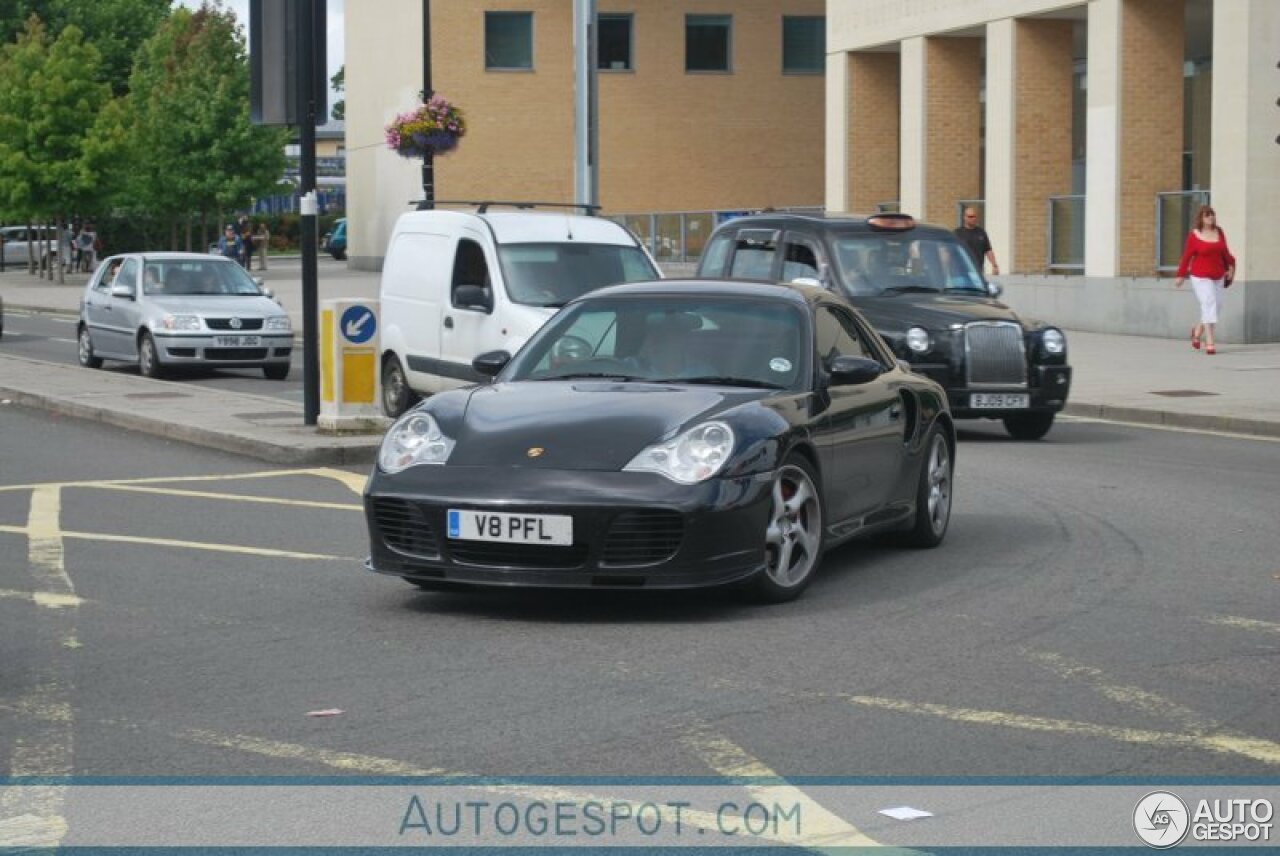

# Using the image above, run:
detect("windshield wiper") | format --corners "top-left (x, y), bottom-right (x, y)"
top-left (881, 285), bottom-right (943, 294)
top-left (650, 376), bottom-right (785, 390)
top-left (537, 372), bottom-right (642, 381)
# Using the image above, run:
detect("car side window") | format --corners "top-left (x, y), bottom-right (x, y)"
top-left (451, 238), bottom-right (491, 312)
top-left (781, 239), bottom-right (820, 283)
top-left (698, 232), bottom-right (733, 276)
top-left (116, 259), bottom-right (139, 296)
top-left (92, 264), bottom-right (113, 293)
top-left (728, 230), bottom-right (778, 281)
top-left (814, 306), bottom-right (878, 367)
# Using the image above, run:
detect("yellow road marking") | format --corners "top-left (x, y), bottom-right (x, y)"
top-left (55, 528), bottom-right (349, 561)
top-left (1201, 614), bottom-right (1280, 635)
top-left (85, 483), bottom-right (361, 511)
top-left (311, 467), bottom-right (369, 496)
top-left (0, 813), bottom-right (69, 848)
top-left (680, 723), bottom-right (882, 849)
top-left (838, 693), bottom-right (1280, 766)
top-left (0, 467), bottom-right (336, 493)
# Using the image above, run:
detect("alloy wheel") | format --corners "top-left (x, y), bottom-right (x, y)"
top-left (764, 464), bottom-right (822, 587)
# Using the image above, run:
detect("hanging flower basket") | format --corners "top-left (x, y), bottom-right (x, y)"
top-left (385, 95), bottom-right (467, 159)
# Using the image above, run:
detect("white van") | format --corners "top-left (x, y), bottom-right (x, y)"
top-left (378, 206), bottom-right (660, 416)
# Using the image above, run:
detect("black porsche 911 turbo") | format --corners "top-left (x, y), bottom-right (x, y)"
top-left (363, 280), bottom-right (956, 603)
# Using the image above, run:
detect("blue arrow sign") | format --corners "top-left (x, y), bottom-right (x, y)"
top-left (340, 305), bottom-right (376, 344)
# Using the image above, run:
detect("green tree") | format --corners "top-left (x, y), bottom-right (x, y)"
top-left (0, 16), bottom-right (111, 278)
top-left (330, 63), bottom-right (343, 121)
top-left (107, 3), bottom-right (288, 249)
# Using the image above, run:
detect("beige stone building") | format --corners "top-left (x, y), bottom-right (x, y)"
top-left (827, 0), bottom-right (1280, 342)
top-left (346, 0), bottom-right (826, 270)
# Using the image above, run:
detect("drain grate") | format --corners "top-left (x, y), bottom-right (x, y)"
top-left (1150, 389), bottom-right (1218, 397)
top-left (124, 391), bottom-right (192, 400)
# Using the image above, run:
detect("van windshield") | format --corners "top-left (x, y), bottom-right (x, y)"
top-left (498, 243), bottom-right (658, 307)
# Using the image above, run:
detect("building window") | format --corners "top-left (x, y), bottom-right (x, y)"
top-left (686, 15), bottom-right (731, 73)
top-left (485, 11), bottom-right (533, 70)
top-left (598, 14), bottom-right (632, 71)
top-left (782, 16), bottom-right (824, 74)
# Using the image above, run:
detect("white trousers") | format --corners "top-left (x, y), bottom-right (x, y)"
top-left (1190, 275), bottom-right (1224, 324)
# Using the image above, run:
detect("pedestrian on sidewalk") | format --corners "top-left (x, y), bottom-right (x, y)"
top-left (1174, 204), bottom-right (1235, 355)
top-left (954, 207), bottom-right (999, 277)
top-left (217, 224), bottom-right (243, 263)
top-left (75, 223), bottom-right (98, 272)
top-left (253, 222), bottom-right (270, 271)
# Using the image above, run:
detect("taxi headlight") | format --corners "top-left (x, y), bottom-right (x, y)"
top-left (159, 314), bottom-right (201, 331)
top-left (906, 326), bottom-right (931, 354)
top-left (1042, 328), bottom-right (1066, 355)
top-left (378, 412), bottom-right (455, 473)
top-left (624, 421), bottom-right (734, 484)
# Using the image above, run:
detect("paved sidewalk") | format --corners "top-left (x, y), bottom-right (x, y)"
top-left (3, 265), bottom-right (1279, 465)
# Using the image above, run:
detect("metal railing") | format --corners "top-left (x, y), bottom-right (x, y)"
top-left (608, 206), bottom-right (823, 263)
top-left (1047, 195), bottom-right (1085, 272)
top-left (1156, 190), bottom-right (1210, 273)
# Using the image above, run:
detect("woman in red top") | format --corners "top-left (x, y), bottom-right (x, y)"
top-left (1174, 204), bottom-right (1236, 354)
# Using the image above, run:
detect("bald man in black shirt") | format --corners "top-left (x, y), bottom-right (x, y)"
top-left (954, 207), bottom-right (999, 276)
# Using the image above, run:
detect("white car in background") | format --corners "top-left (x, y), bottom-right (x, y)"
top-left (0, 225), bottom-right (57, 268)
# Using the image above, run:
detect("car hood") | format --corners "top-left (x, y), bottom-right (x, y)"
top-left (440, 381), bottom-right (758, 470)
top-left (853, 292), bottom-right (1025, 331)
top-left (146, 295), bottom-right (284, 317)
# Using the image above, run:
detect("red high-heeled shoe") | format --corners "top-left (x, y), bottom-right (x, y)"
top-left (1191, 327), bottom-right (1201, 350)
top-left (1206, 344), bottom-right (1216, 355)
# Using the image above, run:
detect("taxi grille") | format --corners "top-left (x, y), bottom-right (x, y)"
top-left (446, 541), bottom-right (589, 570)
top-left (965, 322), bottom-right (1027, 387)
top-left (373, 498), bottom-right (440, 558)
top-left (601, 511), bottom-right (684, 566)
top-left (206, 318), bottom-right (264, 330)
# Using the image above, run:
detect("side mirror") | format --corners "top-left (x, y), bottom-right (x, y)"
top-left (827, 355), bottom-right (884, 386)
top-left (472, 349), bottom-right (511, 378)
top-left (987, 280), bottom-right (1004, 299)
top-left (109, 284), bottom-right (135, 300)
top-left (454, 284), bottom-right (492, 311)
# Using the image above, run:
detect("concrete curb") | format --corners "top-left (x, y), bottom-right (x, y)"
top-left (0, 384), bottom-right (379, 466)
top-left (1062, 402), bottom-right (1280, 440)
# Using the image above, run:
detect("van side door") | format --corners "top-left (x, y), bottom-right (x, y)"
top-left (381, 231), bottom-right (448, 393)
top-left (436, 234), bottom-right (496, 388)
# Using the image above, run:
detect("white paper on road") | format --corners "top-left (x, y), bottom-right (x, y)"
top-left (878, 805), bottom-right (934, 820)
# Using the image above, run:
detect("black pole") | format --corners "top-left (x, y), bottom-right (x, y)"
top-left (420, 0), bottom-right (434, 209)
top-left (298, 0), bottom-right (320, 425)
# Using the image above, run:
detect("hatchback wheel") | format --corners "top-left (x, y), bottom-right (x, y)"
top-left (752, 455), bottom-right (824, 603)
top-left (381, 355), bottom-right (418, 418)
top-left (903, 426), bottom-right (953, 548)
top-left (77, 324), bottom-right (102, 368)
top-left (138, 331), bottom-right (165, 378)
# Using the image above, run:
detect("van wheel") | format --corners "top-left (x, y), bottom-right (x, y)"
top-left (382, 355), bottom-right (418, 417)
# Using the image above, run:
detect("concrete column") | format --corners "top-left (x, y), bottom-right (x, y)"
top-left (985, 19), bottom-right (1015, 273)
top-left (1212, 0), bottom-right (1280, 341)
top-left (1013, 19), bottom-right (1074, 275)
top-left (924, 36), bottom-right (982, 227)
top-left (847, 52), bottom-right (901, 214)
top-left (899, 36), bottom-right (927, 217)
top-left (825, 50), bottom-right (850, 213)
top-left (1085, 0), bottom-right (1121, 277)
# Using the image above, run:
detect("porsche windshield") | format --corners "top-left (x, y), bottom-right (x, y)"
top-left (832, 235), bottom-right (987, 297)
top-left (498, 243), bottom-right (659, 307)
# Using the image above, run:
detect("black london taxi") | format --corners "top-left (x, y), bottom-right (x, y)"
top-left (696, 212), bottom-right (1072, 440)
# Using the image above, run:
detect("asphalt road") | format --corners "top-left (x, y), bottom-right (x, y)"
top-left (2, 404), bottom-right (1278, 845)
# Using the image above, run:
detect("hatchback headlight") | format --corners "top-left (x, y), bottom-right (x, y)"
top-left (906, 326), bottom-right (931, 353)
top-left (159, 314), bottom-right (201, 331)
top-left (624, 421), bottom-right (734, 484)
top-left (1042, 328), bottom-right (1066, 355)
top-left (264, 316), bottom-right (291, 331)
top-left (378, 412), bottom-right (455, 473)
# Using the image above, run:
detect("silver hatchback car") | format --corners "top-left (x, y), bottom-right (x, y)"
top-left (77, 253), bottom-right (292, 379)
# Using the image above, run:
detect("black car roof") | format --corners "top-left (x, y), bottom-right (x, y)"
top-left (588, 278), bottom-right (829, 308)
top-left (715, 212), bottom-right (956, 241)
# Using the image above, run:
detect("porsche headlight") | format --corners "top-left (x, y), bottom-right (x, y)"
top-left (378, 412), bottom-right (455, 473)
top-left (1042, 327), bottom-right (1066, 355)
top-left (623, 421), bottom-right (734, 484)
top-left (159, 314), bottom-right (201, 331)
top-left (906, 326), bottom-right (931, 354)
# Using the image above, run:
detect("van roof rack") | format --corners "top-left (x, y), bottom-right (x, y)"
top-left (410, 200), bottom-right (602, 215)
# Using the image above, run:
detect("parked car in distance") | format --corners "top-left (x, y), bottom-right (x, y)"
top-left (326, 218), bottom-right (347, 260)
top-left (377, 203), bottom-right (660, 417)
top-left (77, 253), bottom-right (292, 380)
top-left (0, 225), bottom-right (56, 268)
top-left (364, 279), bottom-right (955, 603)
top-left (697, 212), bottom-right (1072, 440)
